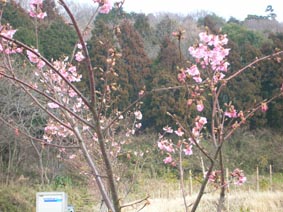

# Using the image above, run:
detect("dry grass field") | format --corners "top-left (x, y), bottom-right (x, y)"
top-left (122, 191), bottom-right (283, 212)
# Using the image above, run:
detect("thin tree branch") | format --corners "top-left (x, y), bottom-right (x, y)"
top-left (58, 0), bottom-right (97, 110)
top-left (0, 71), bottom-right (95, 130)
top-left (0, 115), bottom-right (79, 149)
top-left (0, 34), bottom-right (92, 111)
top-left (120, 195), bottom-right (150, 209)
top-left (226, 51), bottom-right (283, 81)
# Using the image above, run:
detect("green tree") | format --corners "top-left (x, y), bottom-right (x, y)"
top-left (260, 33), bottom-right (283, 130)
top-left (143, 36), bottom-right (185, 129)
top-left (222, 23), bottom-right (265, 50)
top-left (198, 14), bottom-right (226, 34)
top-left (38, 19), bottom-right (77, 60)
top-left (1, 1), bottom-right (36, 46)
top-left (116, 20), bottom-right (152, 109)
top-left (222, 23), bottom-right (268, 128)
top-left (155, 15), bottom-right (178, 43)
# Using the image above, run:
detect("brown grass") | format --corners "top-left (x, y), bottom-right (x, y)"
top-left (122, 191), bottom-right (283, 212)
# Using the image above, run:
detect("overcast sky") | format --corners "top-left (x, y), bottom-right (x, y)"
top-left (77, 0), bottom-right (283, 22)
top-left (121, 0), bottom-right (283, 22)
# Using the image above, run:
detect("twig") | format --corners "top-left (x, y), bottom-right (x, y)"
top-left (120, 195), bottom-right (150, 209)
top-left (0, 115), bottom-right (79, 149)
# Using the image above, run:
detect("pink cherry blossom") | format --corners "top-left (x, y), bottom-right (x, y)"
top-left (235, 176), bottom-right (247, 185)
top-left (134, 111), bottom-right (142, 120)
top-left (183, 145), bottom-right (193, 156)
top-left (27, 49), bottom-right (46, 68)
top-left (189, 137), bottom-right (199, 145)
top-left (4, 48), bottom-right (17, 54)
top-left (69, 154), bottom-right (76, 159)
top-left (27, 49), bottom-right (40, 63)
top-left (135, 123), bottom-right (142, 129)
top-left (188, 32), bottom-right (230, 78)
top-left (224, 106), bottom-right (237, 118)
top-left (37, 12), bottom-right (47, 19)
top-left (100, 3), bottom-right (112, 14)
top-left (29, 0), bottom-right (47, 20)
top-left (261, 102), bottom-right (268, 112)
top-left (16, 48), bottom-right (23, 53)
top-left (37, 60), bottom-right (46, 69)
top-left (157, 141), bottom-right (165, 150)
top-left (77, 43), bottom-right (83, 49)
top-left (196, 101), bottom-right (204, 112)
top-left (199, 32), bottom-right (213, 43)
top-left (75, 51), bottom-right (85, 62)
top-left (195, 116), bottom-right (207, 129)
top-left (174, 128), bottom-right (184, 137)
top-left (164, 144), bottom-right (175, 153)
top-left (187, 99), bottom-right (193, 107)
top-left (186, 65), bottom-right (200, 76)
top-left (213, 72), bottom-right (225, 83)
top-left (192, 127), bottom-right (200, 138)
top-left (177, 70), bottom-right (186, 83)
top-left (0, 29), bottom-right (17, 39)
top-left (93, 0), bottom-right (112, 14)
top-left (30, 0), bottom-right (43, 4)
top-left (163, 126), bottom-right (173, 133)
top-left (193, 75), bottom-right (203, 83)
top-left (231, 168), bottom-right (246, 185)
top-left (207, 170), bottom-right (222, 183)
top-left (138, 90), bottom-right (145, 96)
top-left (48, 102), bottom-right (60, 109)
top-left (224, 111), bottom-right (237, 118)
top-left (163, 155), bottom-right (173, 164)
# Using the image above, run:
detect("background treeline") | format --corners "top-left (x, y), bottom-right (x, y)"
top-left (0, 0), bottom-right (283, 188)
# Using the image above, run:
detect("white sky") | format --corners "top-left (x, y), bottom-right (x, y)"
top-left (120, 0), bottom-right (283, 22)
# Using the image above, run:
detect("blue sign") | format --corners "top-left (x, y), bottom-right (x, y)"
top-left (44, 198), bottom-right (63, 203)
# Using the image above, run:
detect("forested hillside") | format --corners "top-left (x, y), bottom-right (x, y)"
top-left (3, 1), bottom-right (283, 130)
top-left (89, 3), bottom-right (283, 131)
top-left (0, 1), bottom-right (283, 211)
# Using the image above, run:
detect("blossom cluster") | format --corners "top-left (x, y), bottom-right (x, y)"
top-left (0, 26), bottom-right (23, 54)
top-left (124, 110), bottom-right (143, 136)
top-left (27, 49), bottom-right (46, 69)
top-left (93, 0), bottom-right (112, 14)
top-left (40, 61), bottom-right (85, 142)
top-left (24, 47), bottom-right (86, 143)
top-left (29, 0), bottom-right (47, 19)
top-left (178, 32), bottom-right (230, 84)
top-left (43, 119), bottom-right (74, 143)
top-left (75, 43), bottom-right (86, 62)
top-left (158, 116), bottom-right (207, 165)
top-left (208, 170), bottom-right (222, 184)
top-left (207, 168), bottom-right (246, 187)
top-left (231, 168), bottom-right (247, 185)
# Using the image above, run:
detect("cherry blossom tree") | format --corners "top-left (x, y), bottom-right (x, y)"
top-left (157, 30), bottom-right (283, 212)
top-left (0, 0), bottom-right (148, 211)
top-left (1, 1), bottom-right (283, 212)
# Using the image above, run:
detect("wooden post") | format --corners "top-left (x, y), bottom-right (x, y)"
top-left (189, 169), bottom-right (193, 195)
top-left (256, 166), bottom-right (259, 192)
top-left (269, 164), bottom-right (273, 191)
top-left (200, 156), bottom-right (205, 179)
top-left (226, 168), bottom-right (230, 212)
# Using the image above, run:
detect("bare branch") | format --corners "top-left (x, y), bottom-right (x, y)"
top-left (0, 115), bottom-right (79, 149)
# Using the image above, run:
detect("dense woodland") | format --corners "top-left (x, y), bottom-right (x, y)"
top-left (0, 0), bottom-right (283, 188)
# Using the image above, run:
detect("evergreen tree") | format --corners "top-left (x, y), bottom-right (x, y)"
top-left (260, 33), bottom-right (283, 130)
top-left (143, 36), bottom-right (185, 129)
top-left (155, 16), bottom-right (178, 44)
top-left (1, 1), bottom-right (36, 46)
top-left (116, 20), bottom-right (152, 109)
top-left (38, 19), bottom-right (77, 60)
